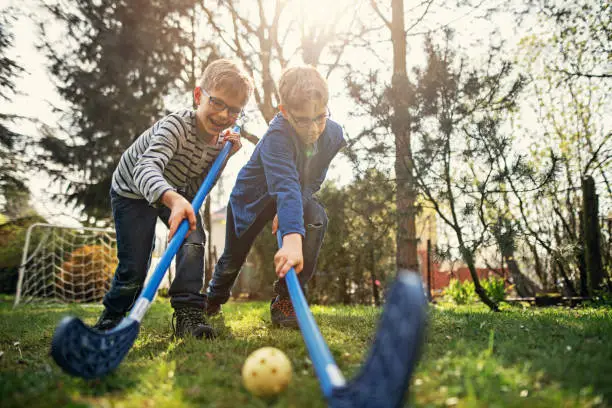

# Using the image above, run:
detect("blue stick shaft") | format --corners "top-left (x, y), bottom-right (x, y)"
top-left (276, 232), bottom-right (345, 397)
top-left (136, 126), bottom-right (237, 303)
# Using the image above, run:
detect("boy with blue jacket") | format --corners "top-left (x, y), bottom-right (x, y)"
top-left (206, 66), bottom-right (346, 327)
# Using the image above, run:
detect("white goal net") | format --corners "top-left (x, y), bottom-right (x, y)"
top-left (14, 223), bottom-right (118, 306)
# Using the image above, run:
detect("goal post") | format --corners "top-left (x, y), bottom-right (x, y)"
top-left (14, 223), bottom-right (118, 307)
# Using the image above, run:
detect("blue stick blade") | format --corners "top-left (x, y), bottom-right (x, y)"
top-left (51, 316), bottom-right (140, 379)
top-left (329, 272), bottom-right (428, 408)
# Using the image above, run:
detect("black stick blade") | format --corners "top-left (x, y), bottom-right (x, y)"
top-left (329, 271), bottom-right (428, 408)
top-left (50, 316), bottom-right (140, 379)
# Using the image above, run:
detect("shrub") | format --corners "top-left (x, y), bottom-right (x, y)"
top-left (57, 244), bottom-right (117, 302)
top-left (444, 279), bottom-right (477, 304)
top-left (482, 277), bottom-right (507, 303)
top-left (587, 289), bottom-right (612, 308)
top-left (0, 216), bottom-right (46, 293)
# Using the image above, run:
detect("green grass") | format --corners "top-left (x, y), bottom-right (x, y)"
top-left (1, 295), bottom-right (611, 407)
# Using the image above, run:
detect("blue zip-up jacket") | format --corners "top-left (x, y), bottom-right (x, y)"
top-left (229, 113), bottom-right (346, 238)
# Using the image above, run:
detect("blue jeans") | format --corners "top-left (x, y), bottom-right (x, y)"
top-left (207, 198), bottom-right (328, 304)
top-left (103, 189), bottom-right (207, 314)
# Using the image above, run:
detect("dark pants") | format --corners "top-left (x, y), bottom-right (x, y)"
top-left (103, 189), bottom-right (207, 314)
top-left (207, 198), bottom-right (328, 304)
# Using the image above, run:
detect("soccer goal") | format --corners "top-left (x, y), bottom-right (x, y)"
top-left (14, 223), bottom-right (118, 306)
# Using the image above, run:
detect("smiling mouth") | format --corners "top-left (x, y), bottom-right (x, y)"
top-left (209, 117), bottom-right (229, 129)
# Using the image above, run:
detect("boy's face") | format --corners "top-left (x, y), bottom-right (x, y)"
top-left (281, 101), bottom-right (328, 145)
top-left (194, 86), bottom-right (245, 138)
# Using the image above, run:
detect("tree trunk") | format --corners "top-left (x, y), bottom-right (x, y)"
top-left (556, 259), bottom-right (577, 296)
top-left (527, 241), bottom-right (548, 289)
top-left (582, 176), bottom-right (604, 294)
top-left (390, 0), bottom-right (418, 272)
top-left (340, 266), bottom-right (351, 305)
top-left (504, 255), bottom-right (540, 297)
top-left (370, 246), bottom-right (381, 306)
top-left (499, 236), bottom-right (541, 297)
top-left (578, 210), bottom-right (589, 296)
top-left (605, 218), bottom-right (612, 291)
top-left (461, 246), bottom-right (499, 311)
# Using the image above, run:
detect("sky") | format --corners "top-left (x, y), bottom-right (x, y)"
top-left (3, 1), bottom-right (77, 223)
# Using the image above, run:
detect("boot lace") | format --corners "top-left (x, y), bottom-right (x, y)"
top-left (273, 298), bottom-right (296, 317)
top-left (172, 308), bottom-right (205, 332)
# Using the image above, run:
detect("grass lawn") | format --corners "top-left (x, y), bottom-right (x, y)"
top-left (1, 295), bottom-right (611, 407)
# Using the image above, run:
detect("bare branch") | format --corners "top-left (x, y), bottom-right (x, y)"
top-left (369, 0), bottom-right (391, 29)
top-left (405, 0), bottom-right (434, 34)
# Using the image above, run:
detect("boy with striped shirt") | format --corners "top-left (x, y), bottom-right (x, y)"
top-left (94, 59), bottom-right (253, 339)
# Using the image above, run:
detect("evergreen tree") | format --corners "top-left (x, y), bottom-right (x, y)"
top-left (313, 172), bottom-right (396, 305)
top-left (38, 0), bottom-right (199, 222)
top-left (0, 8), bottom-right (29, 219)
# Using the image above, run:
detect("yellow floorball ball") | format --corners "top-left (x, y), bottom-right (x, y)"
top-left (242, 347), bottom-right (293, 397)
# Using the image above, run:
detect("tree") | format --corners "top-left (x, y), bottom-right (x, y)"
top-left (38, 0), bottom-right (199, 223)
top-left (0, 215), bottom-right (46, 294)
top-left (312, 182), bottom-right (352, 304)
top-left (344, 169), bottom-right (396, 305)
top-left (489, 200), bottom-right (542, 297)
top-left (0, 8), bottom-right (30, 219)
top-left (310, 172), bottom-right (396, 305)
top-left (539, 0), bottom-right (611, 81)
top-left (515, 0), bottom-right (611, 294)
top-left (364, 0), bottom-right (425, 272)
top-left (411, 34), bottom-right (528, 310)
top-left (345, 0), bottom-right (493, 274)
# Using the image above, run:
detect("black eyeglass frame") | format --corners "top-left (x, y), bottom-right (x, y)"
top-left (286, 107), bottom-right (331, 128)
top-left (199, 87), bottom-right (243, 119)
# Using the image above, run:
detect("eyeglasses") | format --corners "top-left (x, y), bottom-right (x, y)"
top-left (200, 88), bottom-right (243, 119)
top-left (287, 108), bottom-right (330, 128)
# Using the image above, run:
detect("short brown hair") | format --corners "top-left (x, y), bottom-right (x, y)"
top-left (279, 66), bottom-right (329, 110)
top-left (199, 59), bottom-right (254, 105)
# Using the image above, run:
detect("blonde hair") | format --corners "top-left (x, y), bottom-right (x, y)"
top-left (199, 59), bottom-right (254, 104)
top-left (279, 66), bottom-right (329, 110)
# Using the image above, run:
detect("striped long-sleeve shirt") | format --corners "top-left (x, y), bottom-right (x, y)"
top-left (111, 109), bottom-right (224, 205)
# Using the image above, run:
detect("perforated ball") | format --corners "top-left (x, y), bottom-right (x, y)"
top-left (242, 347), bottom-right (293, 397)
